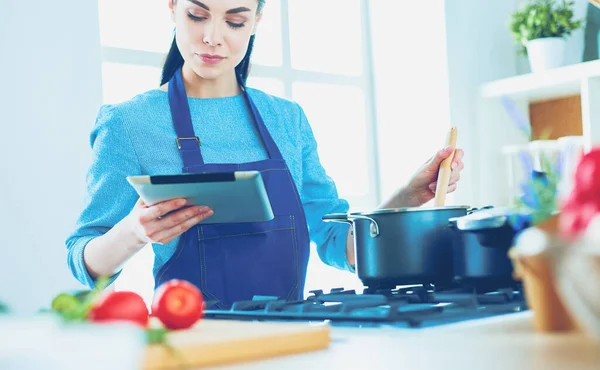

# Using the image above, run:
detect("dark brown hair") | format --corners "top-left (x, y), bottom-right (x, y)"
top-left (161, 0), bottom-right (266, 86)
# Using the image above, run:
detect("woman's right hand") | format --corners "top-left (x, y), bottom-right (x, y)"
top-left (125, 198), bottom-right (214, 246)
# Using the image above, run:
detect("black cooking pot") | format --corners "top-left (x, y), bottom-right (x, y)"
top-left (323, 206), bottom-right (470, 289)
top-left (448, 207), bottom-right (531, 290)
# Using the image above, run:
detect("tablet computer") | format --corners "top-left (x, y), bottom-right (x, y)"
top-left (126, 171), bottom-right (274, 224)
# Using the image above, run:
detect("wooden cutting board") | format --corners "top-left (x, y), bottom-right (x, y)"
top-left (143, 319), bottom-right (331, 369)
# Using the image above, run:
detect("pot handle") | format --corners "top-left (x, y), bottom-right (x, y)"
top-left (350, 215), bottom-right (380, 238)
top-left (467, 205), bottom-right (494, 214)
top-left (322, 213), bottom-right (380, 238)
top-left (322, 213), bottom-right (353, 224)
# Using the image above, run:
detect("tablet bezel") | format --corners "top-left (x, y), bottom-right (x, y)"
top-left (126, 170), bottom-right (274, 224)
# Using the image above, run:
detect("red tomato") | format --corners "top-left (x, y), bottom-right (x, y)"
top-left (88, 291), bottom-right (149, 328)
top-left (152, 280), bottom-right (204, 330)
top-left (573, 148), bottom-right (600, 201)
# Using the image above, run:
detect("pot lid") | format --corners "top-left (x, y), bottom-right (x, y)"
top-left (450, 206), bottom-right (527, 231)
top-left (350, 205), bottom-right (470, 217)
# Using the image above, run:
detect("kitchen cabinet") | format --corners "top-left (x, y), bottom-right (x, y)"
top-left (528, 95), bottom-right (583, 140)
top-left (473, 59), bottom-right (600, 207)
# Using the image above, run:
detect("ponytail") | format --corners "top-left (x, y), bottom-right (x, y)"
top-left (160, 36), bottom-right (185, 86)
top-left (235, 35), bottom-right (256, 87)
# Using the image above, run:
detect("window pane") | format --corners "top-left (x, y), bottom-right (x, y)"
top-left (114, 244), bottom-right (155, 306)
top-left (101, 63), bottom-right (162, 104)
top-left (288, 0), bottom-right (363, 76)
top-left (292, 83), bottom-right (369, 197)
top-left (251, 0), bottom-right (283, 67)
top-left (304, 242), bottom-right (363, 298)
top-left (246, 77), bottom-right (285, 98)
top-left (98, 0), bottom-right (173, 53)
top-left (369, 0), bottom-right (451, 201)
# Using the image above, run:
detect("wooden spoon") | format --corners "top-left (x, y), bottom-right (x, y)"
top-left (434, 127), bottom-right (458, 207)
top-left (591, 0), bottom-right (600, 9)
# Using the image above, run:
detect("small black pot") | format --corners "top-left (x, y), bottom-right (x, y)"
top-left (323, 206), bottom-right (470, 289)
top-left (448, 207), bottom-right (529, 290)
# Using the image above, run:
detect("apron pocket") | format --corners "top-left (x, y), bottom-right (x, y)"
top-left (197, 215), bottom-right (300, 306)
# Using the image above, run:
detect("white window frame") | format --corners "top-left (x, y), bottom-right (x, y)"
top-left (100, 0), bottom-right (381, 210)
top-left (100, 0), bottom-right (384, 297)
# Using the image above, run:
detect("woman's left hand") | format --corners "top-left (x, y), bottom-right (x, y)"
top-left (384, 146), bottom-right (465, 208)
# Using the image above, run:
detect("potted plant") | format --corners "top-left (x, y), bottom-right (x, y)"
top-left (510, 0), bottom-right (584, 72)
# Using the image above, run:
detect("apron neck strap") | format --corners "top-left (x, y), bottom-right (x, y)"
top-left (168, 67), bottom-right (285, 170)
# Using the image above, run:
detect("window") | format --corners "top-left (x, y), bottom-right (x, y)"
top-left (101, 63), bottom-right (162, 104)
top-left (288, 0), bottom-right (363, 76)
top-left (98, 0), bottom-right (173, 54)
top-left (251, 0), bottom-right (283, 67)
top-left (292, 82), bottom-right (369, 197)
top-left (97, 0), bottom-right (378, 299)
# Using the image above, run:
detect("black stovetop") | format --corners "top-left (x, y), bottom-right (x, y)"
top-left (203, 284), bottom-right (528, 328)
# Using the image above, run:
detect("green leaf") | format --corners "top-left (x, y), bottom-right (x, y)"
top-left (509, 0), bottom-right (583, 49)
top-left (146, 328), bottom-right (192, 369)
top-left (50, 275), bottom-right (112, 323)
top-left (51, 294), bottom-right (80, 315)
top-left (146, 327), bottom-right (169, 345)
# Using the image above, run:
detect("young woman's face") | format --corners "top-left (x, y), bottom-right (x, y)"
top-left (169, 0), bottom-right (262, 80)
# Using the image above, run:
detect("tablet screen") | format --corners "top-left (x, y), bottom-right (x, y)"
top-left (150, 172), bottom-right (236, 185)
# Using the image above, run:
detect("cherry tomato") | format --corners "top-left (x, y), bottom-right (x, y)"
top-left (88, 291), bottom-right (149, 328)
top-left (152, 280), bottom-right (204, 330)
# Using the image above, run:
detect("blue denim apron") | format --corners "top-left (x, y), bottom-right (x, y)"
top-left (154, 68), bottom-right (310, 308)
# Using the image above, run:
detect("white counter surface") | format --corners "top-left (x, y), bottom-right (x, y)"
top-left (213, 312), bottom-right (600, 370)
top-left (2, 311), bottom-right (599, 370)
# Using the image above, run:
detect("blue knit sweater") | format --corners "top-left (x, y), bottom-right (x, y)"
top-left (65, 88), bottom-right (353, 288)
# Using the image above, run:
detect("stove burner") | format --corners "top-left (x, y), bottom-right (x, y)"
top-left (203, 284), bottom-right (527, 328)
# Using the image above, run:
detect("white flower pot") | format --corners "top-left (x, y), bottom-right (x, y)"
top-left (526, 37), bottom-right (567, 72)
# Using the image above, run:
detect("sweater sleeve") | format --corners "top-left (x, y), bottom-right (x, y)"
top-left (296, 104), bottom-right (355, 272)
top-left (65, 104), bottom-right (142, 288)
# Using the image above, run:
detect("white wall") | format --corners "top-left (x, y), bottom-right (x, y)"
top-left (570, 0), bottom-right (593, 64)
top-left (443, 0), bottom-right (525, 207)
top-left (0, 1), bottom-right (103, 314)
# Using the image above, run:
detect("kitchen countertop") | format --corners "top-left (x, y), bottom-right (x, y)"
top-left (2, 311), bottom-right (599, 369)
top-left (211, 312), bottom-right (600, 370)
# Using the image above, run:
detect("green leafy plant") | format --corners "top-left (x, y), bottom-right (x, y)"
top-left (510, 0), bottom-right (584, 55)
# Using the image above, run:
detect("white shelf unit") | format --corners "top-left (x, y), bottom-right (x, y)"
top-left (481, 59), bottom-right (600, 103)
top-left (473, 60), bottom-right (600, 207)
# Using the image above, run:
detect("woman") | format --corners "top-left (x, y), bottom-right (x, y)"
top-left (66, 0), bottom-right (465, 307)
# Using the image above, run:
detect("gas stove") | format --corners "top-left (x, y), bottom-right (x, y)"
top-left (202, 284), bottom-right (528, 328)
